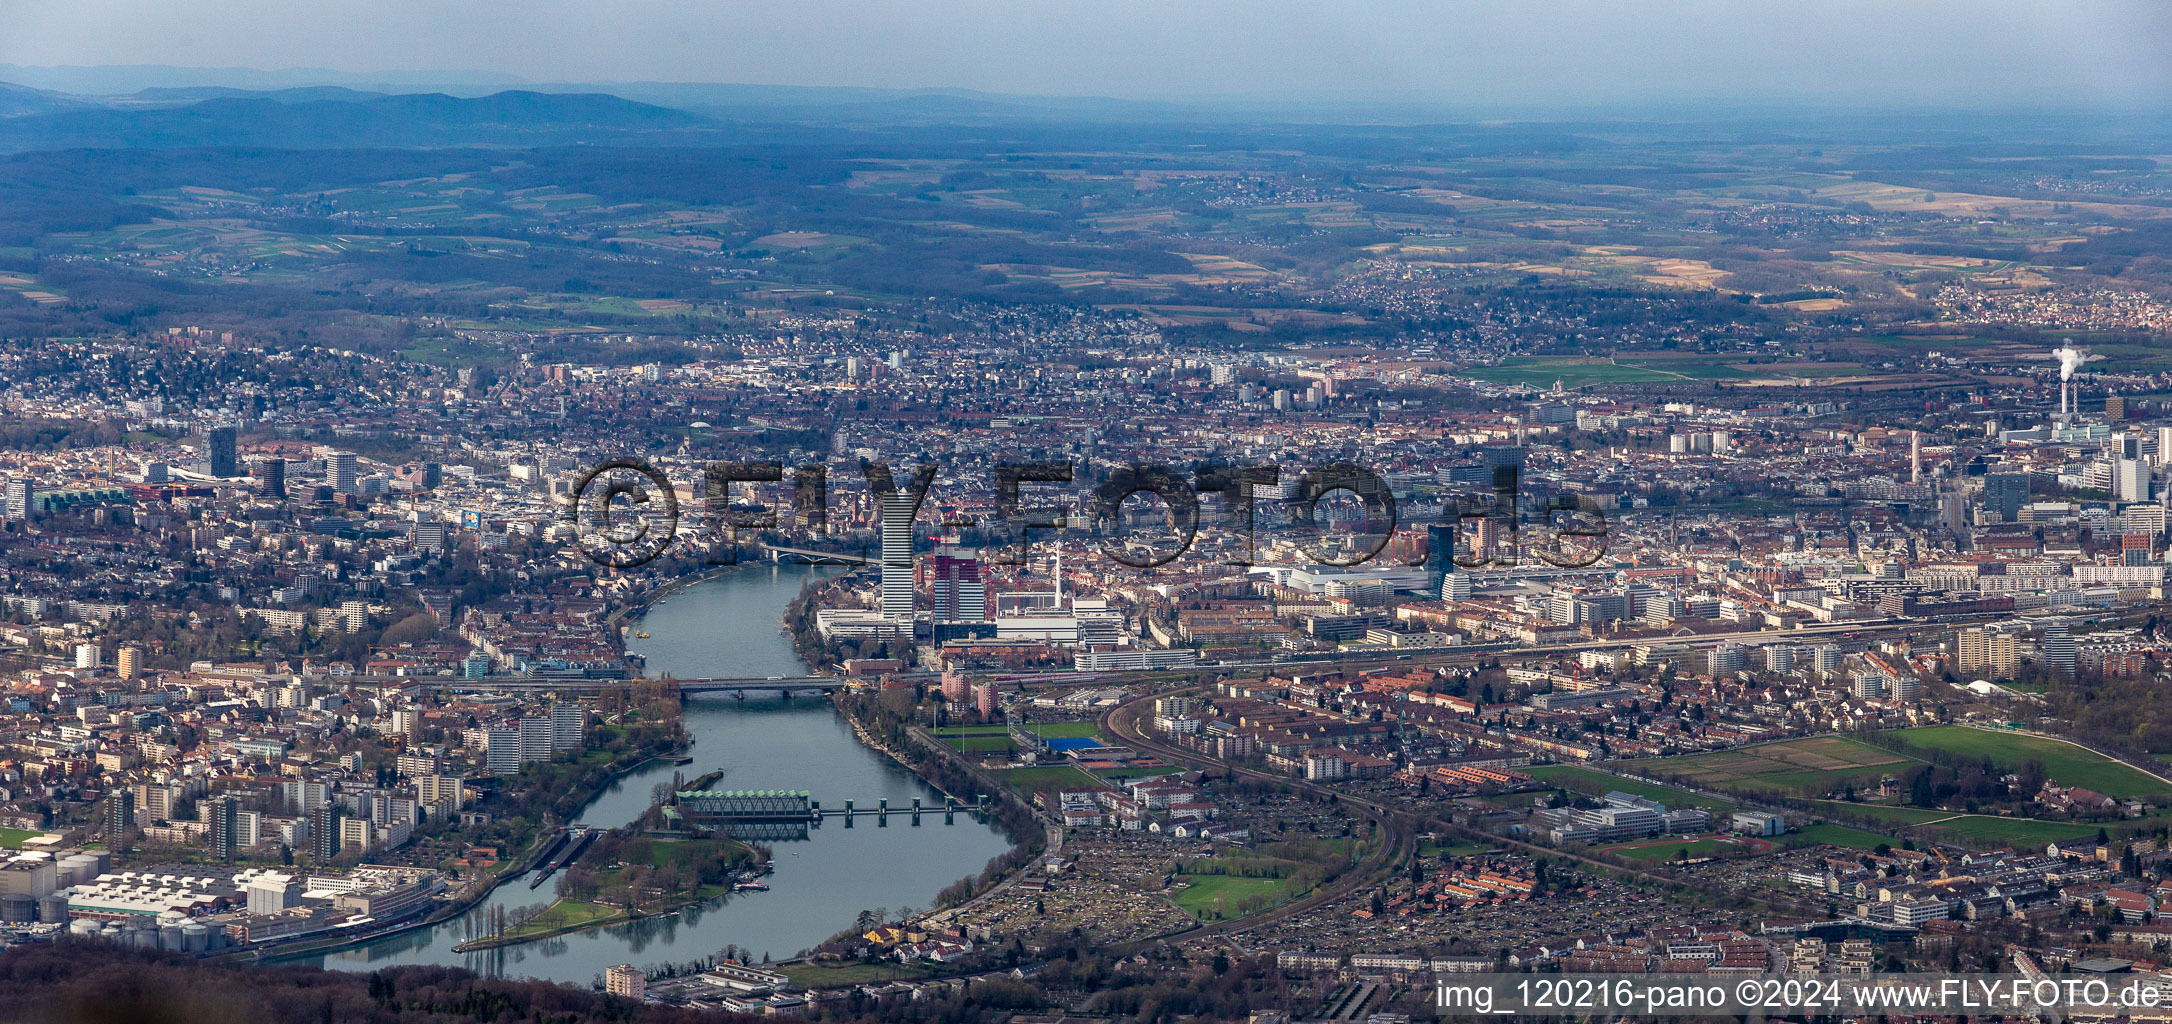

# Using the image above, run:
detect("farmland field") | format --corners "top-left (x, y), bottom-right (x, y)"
top-left (1877, 726), bottom-right (2172, 799)
top-left (1525, 765), bottom-right (1734, 812)
top-left (1649, 735), bottom-right (1922, 796)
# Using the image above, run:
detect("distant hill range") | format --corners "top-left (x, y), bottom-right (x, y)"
top-left (0, 86), bottom-right (727, 151)
top-left (0, 64), bottom-right (1222, 152)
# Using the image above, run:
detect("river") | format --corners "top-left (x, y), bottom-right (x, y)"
top-left (300, 563), bottom-right (1015, 985)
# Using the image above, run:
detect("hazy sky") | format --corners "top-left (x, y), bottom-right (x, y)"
top-left (4, 0), bottom-right (2169, 106)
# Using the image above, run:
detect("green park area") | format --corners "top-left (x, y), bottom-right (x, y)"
top-left (1876, 726), bottom-right (2172, 800)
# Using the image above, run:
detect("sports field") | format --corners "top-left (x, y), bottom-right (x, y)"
top-left (1651, 735), bottom-right (1922, 796)
top-left (993, 764), bottom-right (1104, 802)
top-left (1171, 874), bottom-right (1290, 919)
top-left (1879, 726), bottom-right (2171, 800)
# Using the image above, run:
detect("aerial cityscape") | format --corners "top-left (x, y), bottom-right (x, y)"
top-left (1, 2), bottom-right (2171, 1021)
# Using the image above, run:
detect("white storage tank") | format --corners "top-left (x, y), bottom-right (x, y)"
top-left (159, 923), bottom-right (184, 950)
top-left (68, 918), bottom-right (101, 938)
top-left (181, 921), bottom-right (211, 952)
top-left (60, 855), bottom-right (100, 887)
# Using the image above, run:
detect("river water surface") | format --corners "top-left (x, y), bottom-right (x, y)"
top-left (301, 564), bottom-right (1013, 984)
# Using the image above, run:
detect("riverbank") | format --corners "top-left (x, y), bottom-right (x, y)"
top-left (251, 734), bottom-right (692, 964)
top-left (306, 565), bottom-right (1013, 982)
top-left (452, 834), bottom-right (764, 952)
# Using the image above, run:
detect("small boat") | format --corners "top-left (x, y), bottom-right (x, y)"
top-left (735, 882), bottom-right (769, 892)
top-left (634, 631), bottom-right (650, 639)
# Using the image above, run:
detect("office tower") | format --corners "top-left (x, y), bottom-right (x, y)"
top-left (329, 452), bottom-right (358, 494)
top-left (206, 424), bottom-right (239, 478)
top-left (3, 478), bottom-right (31, 523)
top-left (2039, 623), bottom-right (2077, 677)
top-left (421, 462), bottom-right (442, 489)
top-left (254, 457), bottom-right (286, 499)
top-left (74, 643), bottom-right (100, 670)
top-left (2108, 395), bottom-right (2127, 421)
top-left (412, 519), bottom-right (447, 552)
top-left (927, 550), bottom-right (986, 621)
top-left (105, 789), bottom-right (135, 841)
top-left (2117, 459), bottom-right (2153, 502)
top-left (880, 492), bottom-right (915, 621)
top-left (116, 645), bottom-right (139, 679)
top-left (1441, 571), bottom-right (1473, 601)
top-left (1909, 431), bottom-right (1921, 484)
top-left (1425, 523), bottom-right (1455, 598)
top-left (207, 795), bottom-right (238, 861)
top-left (1982, 472), bottom-right (2028, 523)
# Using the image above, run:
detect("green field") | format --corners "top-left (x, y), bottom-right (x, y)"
top-left (1526, 765), bottom-right (1736, 812)
top-left (994, 764), bottom-right (1105, 801)
top-left (1911, 815), bottom-right (2099, 848)
top-left (1814, 802), bottom-right (1956, 826)
top-left (1093, 765), bottom-right (1185, 781)
top-left (1600, 837), bottom-right (1741, 862)
top-left (1816, 800), bottom-right (2100, 849)
top-left (1651, 735), bottom-right (1922, 796)
top-left (490, 899), bottom-right (622, 944)
top-left (935, 720), bottom-right (1100, 756)
top-left (1024, 721), bottom-right (1101, 739)
top-left (1420, 839), bottom-right (1495, 858)
top-left (1171, 873), bottom-right (1291, 919)
top-left (1463, 357), bottom-right (1679, 388)
top-left (0, 828), bottom-right (43, 849)
top-left (1880, 726), bottom-right (2171, 799)
top-left (1787, 824), bottom-right (1894, 851)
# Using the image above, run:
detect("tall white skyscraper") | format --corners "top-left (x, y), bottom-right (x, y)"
top-left (2117, 458), bottom-right (2153, 503)
top-left (880, 492), bottom-right (915, 621)
top-left (329, 452), bottom-right (359, 494)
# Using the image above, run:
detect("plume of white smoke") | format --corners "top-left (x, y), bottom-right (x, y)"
top-left (2055, 345), bottom-right (2085, 380)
